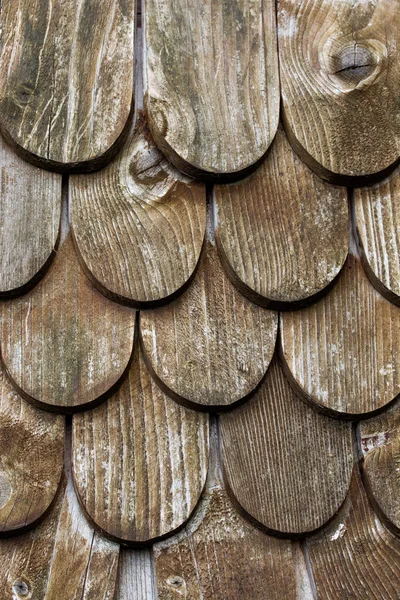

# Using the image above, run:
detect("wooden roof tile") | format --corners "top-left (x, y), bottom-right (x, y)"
top-left (0, 365), bottom-right (64, 533)
top-left (72, 343), bottom-right (209, 544)
top-left (278, 0), bottom-right (400, 184)
top-left (215, 125), bottom-right (348, 308)
top-left (1, 233), bottom-right (135, 412)
top-left (145, 0), bottom-right (279, 181)
top-left (221, 356), bottom-right (353, 535)
top-left (70, 112), bottom-right (206, 306)
top-left (0, 0), bottom-right (134, 172)
top-left (0, 135), bottom-right (61, 297)
top-left (140, 239), bottom-right (278, 410)
top-left (280, 253), bottom-right (400, 416)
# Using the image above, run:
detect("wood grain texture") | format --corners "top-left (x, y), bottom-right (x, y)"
top-left (1, 233), bottom-right (135, 412)
top-left (145, 0), bottom-right (279, 181)
top-left (0, 366), bottom-right (64, 533)
top-left (221, 356), bottom-right (353, 535)
top-left (0, 478), bottom-right (65, 600)
top-left (44, 478), bottom-right (119, 600)
top-left (280, 254), bottom-right (400, 416)
top-left (115, 550), bottom-right (157, 600)
top-left (0, 135), bottom-right (61, 296)
top-left (355, 170), bottom-right (400, 305)
top-left (70, 113), bottom-right (206, 306)
top-left (215, 125), bottom-right (348, 308)
top-left (73, 343), bottom-right (209, 544)
top-left (154, 480), bottom-right (296, 599)
top-left (140, 241), bottom-right (278, 409)
top-left (278, 0), bottom-right (400, 184)
top-left (0, 0), bottom-right (134, 172)
top-left (360, 400), bottom-right (400, 533)
top-left (307, 470), bottom-right (400, 600)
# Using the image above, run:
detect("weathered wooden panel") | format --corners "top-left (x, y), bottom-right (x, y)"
top-left (115, 549), bottom-right (157, 600)
top-left (0, 479), bottom-right (65, 600)
top-left (0, 366), bottom-right (64, 533)
top-left (145, 0), bottom-right (279, 180)
top-left (360, 400), bottom-right (400, 533)
top-left (44, 479), bottom-right (119, 600)
top-left (140, 240), bottom-right (277, 409)
top-left (307, 470), bottom-right (400, 599)
top-left (278, 0), bottom-right (400, 183)
top-left (73, 344), bottom-right (209, 543)
top-left (0, 135), bottom-right (61, 296)
top-left (1, 234), bottom-right (135, 411)
top-left (355, 170), bottom-right (400, 305)
top-left (215, 125), bottom-right (348, 307)
top-left (154, 479), bottom-right (297, 599)
top-left (221, 357), bottom-right (353, 535)
top-left (281, 254), bottom-right (400, 416)
top-left (0, 0), bottom-right (134, 171)
top-left (70, 113), bottom-right (206, 306)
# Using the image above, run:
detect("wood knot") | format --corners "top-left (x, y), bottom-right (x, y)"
top-left (331, 44), bottom-right (375, 84)
top-left (167, 575), bottom-right (186, 595)
top-left (12, 579), bottom-right (30, 597)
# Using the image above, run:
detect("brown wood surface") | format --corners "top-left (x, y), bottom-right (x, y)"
top-left (115, 550), bottom-right (157, 600)
top-left (0, 366), bottom-right (64, 533)
top-left (355, 170), bottom-right (400, 305)
top-left (278, 0), bottom-right (400, 184)
top-left (70, 112), bottom-right (206, 306)
top-left (140, 240), bottom-right (278, 409)
top-left (0, 0), bottom-right (134, 172)
top-left (280, 254), bottom-right (400, 416)
top-left (145, 0), bottom-right (279, 181)
top-left (1, 233), bottom-right (136, 412)
top-left (73, 343), bottom-right (209, 544)
top-left (44, 479), bottom-right (119, 600)
top-left (0, 478), bottom-right (65, 600)
top-left (0, 135), bottom-right (61, 296)
top-left (360, 400), bottom-right (400, 533)
top-left (221, 356), bottom-right (353, 535)
top-left (215, 125), bottom-right (348, 308)
top-left (307, 470), bottom-right (400, 600)
top-left (154, 473), bottom-right (296, 599)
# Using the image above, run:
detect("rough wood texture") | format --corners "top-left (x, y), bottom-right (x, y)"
top-left (44, 479), bottom-right (119, 600)
top-left (115, 550), bottom-right (157, 600)
top-left (70, 113), bottom-right (206, 306)
top-left (307, 470), bottom-right (400, 600)
top-left (145, 0), bottom-right (279, 181)
top-left (140, 240), bottom-right (278, 409)
top-left (355, 170), bottom-right (400, 305)
top-left (280, 254), bottom-right (400, 416)
top-left (1, 233), bottom-right (135, 412)
top-left (221, 356), bottom-right (353, 535)
top-left (360, 400), bottom-right (400, 533)
top-left (0, 0), bottom-right (134, 172)
top-left (215, 125), bottom-right (348, 308)
top-left (0, 478), bottom-right (65, 600)
top-left (154, 470), bottom-right (296, 599)
top-left (0, 366), bottom-right (64, 533)
top-left (0, 135), bottom-right (61, 296)
top-left (73, 344), bottom-right (209, 544)
top-left (278, 0), bottom-right (400, 184)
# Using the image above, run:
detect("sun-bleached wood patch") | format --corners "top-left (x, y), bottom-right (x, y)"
top-left (0, 0), bottom-right (134, 172)
top-left (278, 0), bottom-right (400, 184)
top-left (70, 113), bottom-right (206, 306)
top-left (145, 0), bottom-right (279, 181)
top-left (215, 125), bottom-right (348, 308)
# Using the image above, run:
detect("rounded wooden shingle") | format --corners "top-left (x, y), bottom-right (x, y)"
top-left (1, 234), bottom-right (135, 412)
top-left (73, 344), bottom-right (209, 544)
top-left (280, 254), bottom-right (400, 417)
top-left (0, 0), bottom-right (134, 172)
top-left (140, 241), bottom-right (278, 410)
top-left (215, 125), bottom-right (348, 308)
top-left (70, 113), bottom-right (206, 306)
top-left (278, 0), bottom-right (400, 184)
top-left (145, 0), bottom-right (280, 181)
top-left (221, 357), bottom-right (353, 535)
